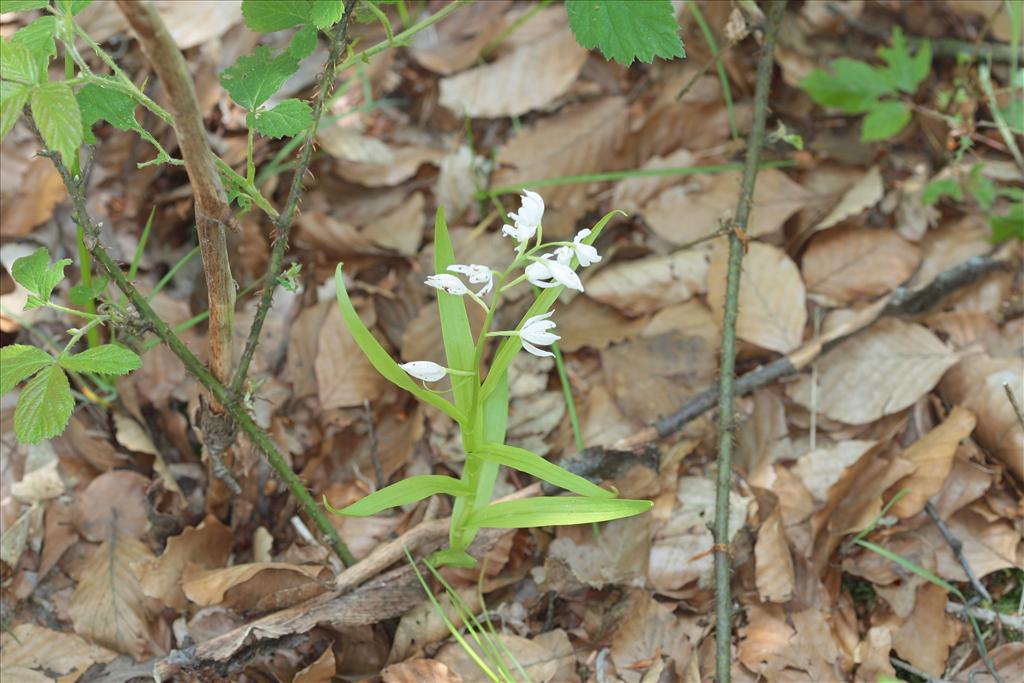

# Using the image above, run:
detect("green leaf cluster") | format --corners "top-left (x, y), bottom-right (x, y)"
top-left (801, 27), bottom-right (931, 142)
top-left (923, 164), bottom-right (1024, 244)
top-left (565, 0), bottom-right (685, 67)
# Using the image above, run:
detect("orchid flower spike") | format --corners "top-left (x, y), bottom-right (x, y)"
top-left (502, 190), bottom-right (544, 245)
top-left (555, 228), bottom-right (601, 268)
top-left (447, 264), bottom-right (494, 295)
top-left (399, 361), bottom-right (448, 383)
top-left (525, 254), bottom-right (583, 292)
top-left (424, 273), bottom-right (470, 296)
top-left (518, 311), bottom-right (560, 357)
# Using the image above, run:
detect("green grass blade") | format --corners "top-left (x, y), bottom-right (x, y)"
top-left (129, 207), bottom-right (156, 280)
top-left (334, 265), bottom-right (463, 422)
top-left (465, 496), bottom-right (652, 530)
top-left (855, 539), bottom-right (965, 600)
top-left (474, 443), bottom-right (613, 499)
top-left (433, 207), bottom-right (477, 413)
top-left (849, 488), bottom-right (910, 546)
top-left (687, 0), bottom-right (737, 140)
top-left (324, 475), bottom-right (471, 517)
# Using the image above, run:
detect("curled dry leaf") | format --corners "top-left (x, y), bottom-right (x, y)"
top-left (68, 530), bottom-right (156, 659)
top-left (791, 440), bottom-right (877, 502)
top-left (610, 589), bottom-right (693, 683)
top-left (587, 249), bottom-right (709, 316)
top-left (707, 240), bottom-right (807, 354)
top-left (363, 192), bottom-right (425, 257)
top-left (809, 165), bottom-right (884, 233)
top-left (410, 0), bottom-right (512, 74)
top-left (382, 659), bottom-right (464, 683)
top-left (137, 516), bottom-right (233, 611)
top-left (754, 503), bottom-right (795, 603)
top-left (787, 319), bottom-right (960, 425)
top-left (557, 295), bottom-right (648, 352)
top-left (439, 8), bottom-right (587, 118)
top-left (182, 562), bottom-right (331, 612)
top-left (738, 602), bottom-right (803, 680)
top-left (892, 583), bottom-right (962, 677)
top-left (293, 646), bottom-right (336, 683)
top-left (612, 148), bottom-right (697, 213)
top-left (0, 624), bottom-right (117, 679)
top-left (389, 585), bottom-right (481, 662)
top-left (801, 227), bottom-right (922, 306)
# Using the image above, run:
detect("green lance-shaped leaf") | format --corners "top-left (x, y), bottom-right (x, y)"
top-left (11, 246), bottom-right (72, 310)
top-left (1, 344), bottom-right (54, 394)
top-left (464, 496), bottom-right (653, 531)
top-left (433, 207), bottom-right (476, 413)
top-left (14, 364), bottom-right (74, 444)
top-left (481, 210), bottom-right (623, 399)
top-left (565, 0), bottom-right (685, 67)
top-left (59, 344), bottom-right (141, 375)
top-left (241, 0), bottom-right (311, 32)
top-left (324, 475), bottom-right (471, 517)
top-left (334, 265), bottom-right (463, 422)
top-left (31, 81), bottom-right (83, 168)
top-left (473, 443), bottom-right (614, 499)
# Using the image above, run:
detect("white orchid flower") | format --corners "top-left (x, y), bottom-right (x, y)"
top-left (399, 361), bottom-right (448, 383)
top-left (555, 228), bottom-right (601, 268)
top-left (524, 254), bottom-right (583, 292)
top-left (425, 273), bottom-right (470, 296)
top-left (501, 189), bottom-right (545, 245)
top-left (517, 311), bottom-right (560, 357)
top-left (447, 264), bottom-right (494, 295)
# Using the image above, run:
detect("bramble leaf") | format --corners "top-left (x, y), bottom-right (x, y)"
top-left (2, 1), bottom-right (50, 13)
top-left (990, 203), bottom-right (1023, 244)
top-left (922, 178), bottom-right (962, 205)
top-left (800, 58), bottom-right (892, 114)
top-left (14, 364), bottom-right (74, 444)
top-left (220, 45), bottom-right (300, 111)
top-left (1, 344), bottom-right (53, 394)
top-left (77, 79), bottom-right (142, 142)
top-left (861, 100), bottom-right (911, 141)
top-left (464, 496), bottom-right (653, 531)
top-left (0, 37), bottom-right (40, 85)
top-left (242, 0), bottom-right (311, 32)
top-left (31, 81), bottom-right (83, 167)
top-left (324, 475), bottom-right (471, 517)
top-left (59, 344), bottom-right (141, 375)
top-left (0, 81), bottom-right (30, 141)
top-left (11, 15), bottom-right (57, 79)
top-left (247, 98), bottom-right (313, 138)
top-left (878, 27), bottom-right (931, 94)
top-left (566, 0), bottom-right (684, 66)
top-left (310, 0), bottom-right (345, 30)
top-left (11, 246), bottom-right (72, 310)
top-left (289, 24), bottom-right (318, 59)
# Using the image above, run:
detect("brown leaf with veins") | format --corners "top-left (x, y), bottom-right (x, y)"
top-left (182, 562), bottom-right (331, 613)
top-left (0, 623), bottom-right (117, 679)
top-left (610, 589), bottom-right (693, 683)
top-left (892, 583), bottom-right (962, 677)
top-left (72, 470), bottom-right (151, 542)
top-left (382, 659), bottom-right (464, 683)
top-left (802, 227), bottom-right (922, 306)
top-left (316, 303), bottom-right (391, 409)
top-left (890, 406), bottom-right (976, 518)
top-left (587, 249), bottom-right (709, 316)
top-left (137, 516), bottom-right (233, 611)
top-left (754, 503), bottom-right (794, 603)
top-left (293, 646), bottom-right (336, 683)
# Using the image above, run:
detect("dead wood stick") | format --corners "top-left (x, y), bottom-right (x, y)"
top-left (946, 602), bottom-right (1024, 631)
top-left (925, 501), bottom-right (993, 603)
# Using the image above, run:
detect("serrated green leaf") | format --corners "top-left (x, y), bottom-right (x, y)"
top-left (14, 364), bottom-right (73, 444)
top-left (77, 80), bottom-right (143, 146)
top-left (334, 265), bottom-right (463, 422)
top-left (0, 80), bottom-right (30, 141)
top-left (69, 0), bottom-right (92, 15)
top-left (800, 59), bottom-right (893, 114)
top-left (433, 207), bottom-right (475, 414)
top-left (12, 16), bottom-right (57, 79)
top-left (59, 344), bottom-right (141, 375)
top-left (289, 24), bottom-right (318, 59)
top-left (11, 246), bottom-right (72, 310)
top-left (966, 165), bottom-right (995, 211)
top-left (861, 100), bottom-right (911, 141)
top-left (310, 0), bottom-right (345, 29)
top-left (247, 98), bottom-right (313, 138)
top-left (1, 344), bottom-right (54, 394)
top-left (878, 27), bottom-right (931, 94)
top-left (242, 0), bottom-right (311, 32)
top-left (31, 81), bottom-right (82, 167)
top-left (219, 45), bottom-right (300, 111)
top-left (68, 275), bottom-right (107, 307)
top-left (474, 443), bottom-right (614, 499)
top-left (922, 178), bottom-right (962, 206)
top-left (0, 37), bottom-right (39, 85)
top-left (324, 475), bottom-right (470, 517)
top-left (2, 1), bottom-right (50, 12)
top-left (566, 0), bottom-right (684, 66)
top-left (990, 202), bottom-right (1023, 244)
top-left (464, 496), bottom-right (653, 531)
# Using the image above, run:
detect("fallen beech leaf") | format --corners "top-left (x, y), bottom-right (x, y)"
top-left (802, 227), bottom-right (922, 306)
top-left (707, 240), bottom-right (807, 353)
top-left (954, 642), bottom-right (1024, 683)
top-left (77, 0), bottom-right (240, 49)
top-left (644, 169), bottom-right (812, 245)
top-left (1, 506), bottom-right (41, 573)
top-left (68, 531), bottom-right (155, 659)
top-left (0, 157), bottom-right (66, 237)
top-left (754, 503), bottom-right (794, 603)
top-left (810, 166), bottom-right (884, 233)
top-left (293, 647), bottom-right (336, 683)
top-left (738, 602), bottom-right (804, 679)
top-left (439, 8), bottom-right (587, 118)
top-left (892, 583), bottom-right (961, 677)
top-left (410, 0), bottom-right (512, 74)
top-left (548, 514), bottom-right (651, 589)
top-left (11, 457), bottom-right (64, 504)
top-left (335, 144), bottom-right (444, 188)
top-left (389, 585), bottom-right (482, 662)
top-left (890, 407), bottom-right (976, 517)
top-left (72, 470), bottom-right (151, 542)
top-left (436, 145), bottom-right (484, 219)
top-left (789, 609), bottom-right (844, 681)
top-left (587, 249), bottom-right (709, 316)
top-left (137, 516), bottom-right (233, 611)
top-left (788, 319), bottom-right (959, 425)
top-left (492, 97), bottom-right (627, 206)
top-left (854, 626), bottom-right (896, 683)
top-left (182, 562), bottom-right (330, 612)
top-left (436, 633), bottom-right (559, 683)
top-left (382, 659), bottom-right (463, 683)
top-left (938, 509), bottom-right (1022, 579)
top-left (557, 295), bottom-right (648, 351)
top-left (0, 624), bottom-right (117, 679)
top-left (792, 440), bottom-right (877, 501)
top-left (610, 589), bottom-right (692, 683)
top-left (316, 303), bottom-right (391, 409)
top-left (612, 148), bottom-right (698, 213)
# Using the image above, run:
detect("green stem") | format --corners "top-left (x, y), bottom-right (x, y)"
top-left (246, 126), bottom-right (256, 185)
top-left (712, 3), bottom-right (786, 682)
top-left (687, 0), bottom-right (738, 140)
top-left (62, 316), bottom-right (108, 355)
top-left (552, 342), bottom-right (583, 452)
top-left (47, 302), bottom-right (100, 320)
top-left (74, 224), bottom-right (101, 347)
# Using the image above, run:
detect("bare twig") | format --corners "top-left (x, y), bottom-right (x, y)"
top-left (891, 657), bottom-right (953, 683)
top-left (712, 3), bottom-right (786, 680)
top-left (947, 602), bottom-right (1024, 631)
top-left (229, 9), bottom-right (355, 400)
top-left (925, 501), bottom-right (993, 603)
top-left (1003, 383), bottom-right (1024, 430)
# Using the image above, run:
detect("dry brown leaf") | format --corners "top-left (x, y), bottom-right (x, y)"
top-left (68, 531), bottom-right (155, 659)
top-left (77, 0), bottom-right (240, 49)
top-left (363, 192), bottom-right (425, 256)
top-left (11, 457), bottom-right (64, 504)
top-left (612, 148), bottom-right (698, 213)
top-left (736, 389), bottom-right (793, 477)
top-left (892, 583), bottom-right (962, 677)
top-left (112, 412), bottom-right (185, 500)
top-left (293, 647), bottom-right (336, 683)
top-left (644, 169), bottom-right (812, 245)
top-left (40, 499), bottom-right (78, 576)
top-left (0, 624), bottom-right (118, 679)
top-left (610, 589), bottom-right (693, 683)
top-left (436, 145), bottom-right (483, 219)
top-left (939, 353), bottom-right (1024, 481)
top-left (890, 407), bottom-right (976, 517)
top-left (754, 504), bottom-right (794, 603)
top-left (389, 585), bottom-right (481, 662)
top-left (438, 8), bottom-right (587, 118)
top-left (492, 97), bottom-right (627, 206)
top-left (707, 240), bottom-right (807, 353)
top-left (547, 514), bottom-right (651, 589)
top-left (792, 440), bottom-right (877, 502)
top-left (587, 249), bottom-right (709, 316)
top-left (789, 609), bottom-right (844, 681)
top-left (854, 626), bottom-right (896, 683)
top-left (436, 633), bottom-right (559, 683)
top-left (382, 659), bottom-right (464, 683)
top-left (335, 145), bottom-right (444, 188)
top-left (0, 157), bottom-right (66, 237)
top-left (737, 602), bottom-right (804, 679)
top-left (954, 643), bottom-right (1024, 683)
top-left (787, 319), bottom-right (959, 425)
top-left (810, 165), bottom-right (884, 233)
top-left (316, 303), bottom-right (391, 409)
top-left (802, 227), bottom-right (922, 306)
top-left (182, 562), bottom-right (329, 612)
top-left (137, 516), bottom-right (233, 611)
top-left (937, 510), bottom-right (1022, 579)
top-left (410, 0), bottom-right (512, 74)
top-left (72, 470), bottom-right (151, 542)
top-left (557, 295), bottom-right (648, 351)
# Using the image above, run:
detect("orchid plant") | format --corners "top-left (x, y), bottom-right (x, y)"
top-left (329, 191), bottom-right (652, 568)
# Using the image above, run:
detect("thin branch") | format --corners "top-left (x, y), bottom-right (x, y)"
top-left (713, 3), bottom-right (786, 681)
top-left (44, 153), bottom-right (356, 568)
top-left (925, 501), bottom-right (993, 603)
top-left (115, 0), bottom-right (236, 386)
top-left (946, 602), bottom-right (1024, 631)
top-left (891, 657), bottom-right (953, 683)
top-left (1003, 383), bottom-right (1024, 430)
top-left (229, 8), bottom-right (355, 400)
